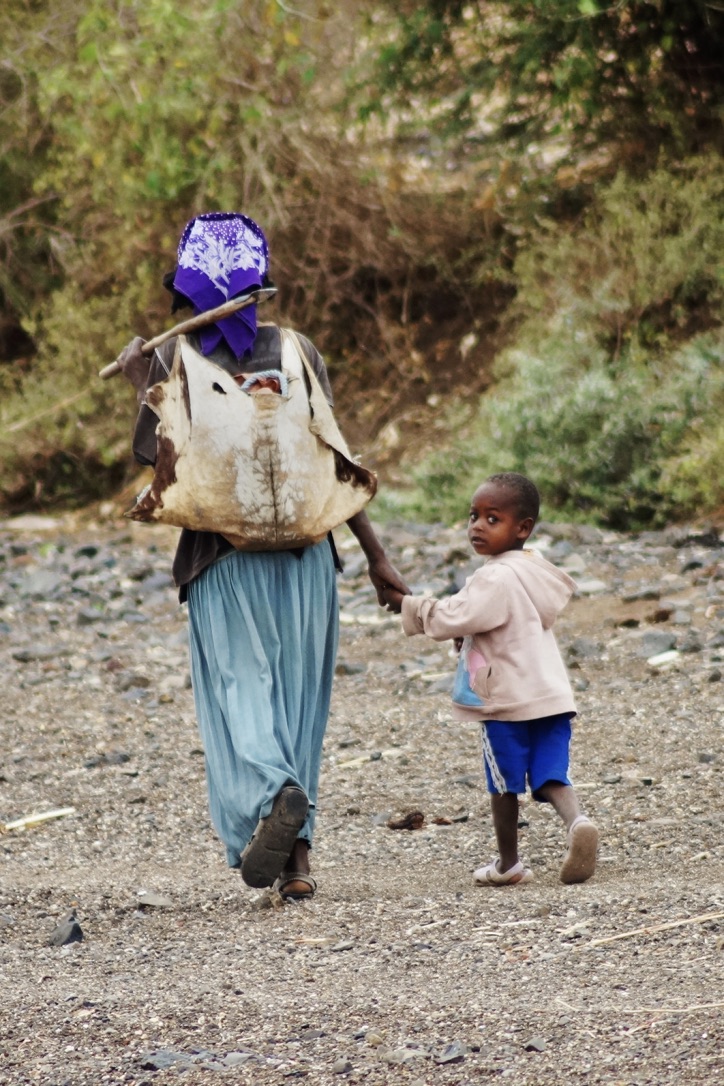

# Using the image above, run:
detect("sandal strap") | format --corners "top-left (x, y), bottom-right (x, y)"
top-left (273, 872), bottom-right (317, 896)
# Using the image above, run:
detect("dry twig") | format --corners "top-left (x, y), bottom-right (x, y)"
top-left (587, 911), bottom-right (724, 947)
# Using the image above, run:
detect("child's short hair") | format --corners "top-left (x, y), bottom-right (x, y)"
top-left (486, 472), bottom-right (540, 522)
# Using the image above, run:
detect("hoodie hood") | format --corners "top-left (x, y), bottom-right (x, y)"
top-left (488, 549), bottom-right (576, 629)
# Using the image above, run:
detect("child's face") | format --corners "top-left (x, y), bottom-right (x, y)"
top-left (467, 482), bottom-right (534, 556)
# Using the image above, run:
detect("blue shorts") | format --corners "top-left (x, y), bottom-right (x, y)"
top-left (480, 714), bottom-right (573, 800)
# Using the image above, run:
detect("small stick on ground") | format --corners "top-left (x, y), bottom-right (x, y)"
top-left (587, 911), bottom-right (724, 947)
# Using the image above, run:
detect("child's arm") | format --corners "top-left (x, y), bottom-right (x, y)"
top-left (400, 569), bottom-right (507, 640)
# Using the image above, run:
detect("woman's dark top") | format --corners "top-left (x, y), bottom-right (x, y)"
top-left (132, 323), bottom-right (337, 601)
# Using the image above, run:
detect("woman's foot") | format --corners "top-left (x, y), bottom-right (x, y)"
top-left (240, 786), bottom-right (309, 888)
top-left (275, 839), bottom-right (317, 900)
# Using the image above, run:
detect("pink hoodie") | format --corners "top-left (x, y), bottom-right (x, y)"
top-left (401, 549), bottom-right (577, 722)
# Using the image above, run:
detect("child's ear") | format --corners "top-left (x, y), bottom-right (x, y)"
top-left (517, 517), bottom-right (535, 541)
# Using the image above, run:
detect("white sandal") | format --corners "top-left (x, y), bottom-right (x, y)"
top-left (474, 859), bottom-right (533, 886)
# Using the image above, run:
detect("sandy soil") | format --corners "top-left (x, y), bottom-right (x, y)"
top-left (0, 514), bottom-right (722, 1085)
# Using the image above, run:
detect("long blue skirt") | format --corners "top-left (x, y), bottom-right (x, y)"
top-left (187, 542), bottom-right (338, 868)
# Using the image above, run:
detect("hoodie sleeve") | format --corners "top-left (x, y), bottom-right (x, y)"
top-left (401, 568), bottom-right (509, 640)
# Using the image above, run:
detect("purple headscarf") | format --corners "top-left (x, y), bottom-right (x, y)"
top-left (173, 212), bottom-right (270, 360)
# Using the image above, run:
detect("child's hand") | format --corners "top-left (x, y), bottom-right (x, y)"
top-left (382, 586), bottom-right (404, 613)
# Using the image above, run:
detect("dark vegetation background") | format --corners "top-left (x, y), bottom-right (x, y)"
top-left (0, 0), bottom-right (722, 528)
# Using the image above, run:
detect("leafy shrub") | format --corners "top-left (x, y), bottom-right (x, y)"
top-left (381, 162), bottom-right (724, 528)
top-left (380, 331), bottom-right (723, 528)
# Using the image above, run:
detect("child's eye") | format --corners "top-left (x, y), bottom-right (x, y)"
top-left (487, 516), bottom-right (498, 524)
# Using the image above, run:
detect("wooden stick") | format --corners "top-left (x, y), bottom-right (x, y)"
top-left (99, 286), bottom-right (277, 380)
top-left (587, 910), bottom-right (724, 947)
top-left (620, 1001), bottom-right (724, 1015)
top-left (2, 807), bottom-right (76, 832)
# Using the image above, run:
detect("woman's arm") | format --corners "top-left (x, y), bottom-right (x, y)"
top-left (346, 510), bottom-right (411, 606)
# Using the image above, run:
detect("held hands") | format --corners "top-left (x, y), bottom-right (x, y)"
top-left (381, 586), bottom-right (405, 613)
top-left (366, 555), bottom-right (411, 609)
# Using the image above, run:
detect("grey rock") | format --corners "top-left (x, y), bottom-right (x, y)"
top-left (140, 1049), bottom-right (193, 1071)
top-left (76, 608), bottom-right (106, 626)
top-left (524, 1036), bottom-right (546, 1052)
top-left (48, 911), bottom-right (83, 946)
top-left (13, 644), bottom-right (70, 663)
top-left (17, 570), bottom-right (65, 599)
top-left (635, 630), bottom-right (677, 657)
top-left (621, 585), bottom-right (661, 602)
top-left (221, 1052), bottom-right (253, 1066)
top-left (137, 890), bottom-right (173, 909)
top-left (384, 1047), bottom-right (423, 1064)
top-left (335, 661), bottom-right (366, 675)
top-left (434, 1040), bottom-right (467, 1064)
top-left (678, 631), bottom-right (703, 653)
top-left (567, 637), bottom-right (601, 660)
top-left (545, 540), bottom-right (575, 560)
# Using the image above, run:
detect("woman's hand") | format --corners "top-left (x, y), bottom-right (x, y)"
top-left (345, 511), bottom-right (412, 608)
top-left (366, 555), bottom-right (411, 608)
top-left (115, 336), bottom-right (150, 398)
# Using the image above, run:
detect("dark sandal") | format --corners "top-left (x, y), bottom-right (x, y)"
top-left (240, 786), bottom-right (309, 888)
top-left (273, 872), bottom-right (317, 900)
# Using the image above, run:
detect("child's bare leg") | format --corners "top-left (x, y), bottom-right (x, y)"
top-left (537, 781), bottom-right (598, 883)
top-left (474, 792), bottom-right (532, 885)
top-left (490, 792), bottom-right (520, 872)
top-left (536, 781), bottom-right (581, 828)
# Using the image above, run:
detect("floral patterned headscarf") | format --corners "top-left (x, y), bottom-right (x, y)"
top-left (173, 212), bottom-right (270, 360)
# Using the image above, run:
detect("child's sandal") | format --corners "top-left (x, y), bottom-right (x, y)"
top-left (560, 815), bottom-right (598, 884)
top-left (473, 859), bottom-right (533, 886)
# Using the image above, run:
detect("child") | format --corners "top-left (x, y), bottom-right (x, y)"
top-left (383, 472), bottom-right (598, 886)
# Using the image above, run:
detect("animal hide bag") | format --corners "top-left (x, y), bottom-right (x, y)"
top-left (126, 329), bottom-right (377, 548)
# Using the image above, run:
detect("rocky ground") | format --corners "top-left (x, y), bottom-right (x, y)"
top-left (0, 509), bottom-right (722, 1086)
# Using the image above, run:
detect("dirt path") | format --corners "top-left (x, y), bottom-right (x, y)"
top-left (0, 515), bottom-right (722, 1085)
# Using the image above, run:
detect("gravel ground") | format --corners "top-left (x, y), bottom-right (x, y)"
top-left (0, 511), bottom-right (722, 1086)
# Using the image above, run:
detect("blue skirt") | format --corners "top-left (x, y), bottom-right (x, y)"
top-left (187, 542), bottom-right (338, 868)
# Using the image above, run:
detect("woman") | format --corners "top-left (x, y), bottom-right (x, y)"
top-left (117, 212), bottom-right (409, 900)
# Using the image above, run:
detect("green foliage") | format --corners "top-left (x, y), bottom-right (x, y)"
top-left (382, 162), bottom-right (724, 528)
top-left (361, 1), bottom-right (724, 161)
top-left (383, 331), bottom-right (723, 529)
top-left (0, 1), bottom-right (722, 530)
top-left (507, 157), bottom-right (724, 356)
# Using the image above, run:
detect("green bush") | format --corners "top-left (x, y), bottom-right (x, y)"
top-left (380, 161), bottom-right (724, 528)
top-left (379, 331), bottom-right (723, 528)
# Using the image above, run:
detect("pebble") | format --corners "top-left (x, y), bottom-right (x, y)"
top-left (524, 1036), bottom-right (546, 1052)
top-left (48, 911), bottom-right (83, 947)
top-left (435, 1040), bottom-right (467, 1063)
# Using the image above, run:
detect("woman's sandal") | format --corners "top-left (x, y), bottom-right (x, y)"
top-left (273, 872), bottom-right (318, 901)
top-left (473, 859), bottom-right (533, 886)
top-left (560, 815), bottom-right (598, 884)
top-left (240, 786), bottom-right (309, 888)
